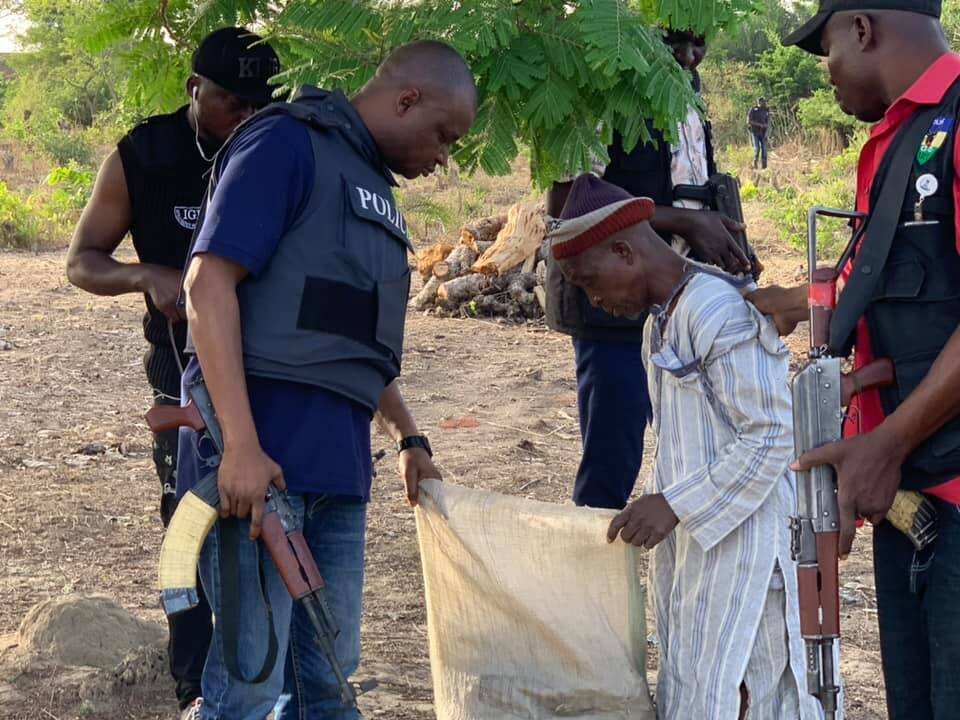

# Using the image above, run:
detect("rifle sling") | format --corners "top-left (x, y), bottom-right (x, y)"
top-left (829, 103), bottom-right (945, 355)
top-left (219, 516), bottom-right (280, 684)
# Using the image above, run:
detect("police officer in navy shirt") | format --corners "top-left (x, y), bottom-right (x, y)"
top-left (65, 27), bottom-right (280, 718)
top-left (178, 41), bottom-right (475, 719)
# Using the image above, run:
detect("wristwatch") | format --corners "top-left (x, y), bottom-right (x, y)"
top-left (397, 435), bottom-right (432, 457)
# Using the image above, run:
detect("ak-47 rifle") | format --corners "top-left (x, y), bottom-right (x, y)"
top-left (673, 173), bottom-right (762, 279)
top-left (791, 208), bottom-right (938, 719)
top-left (147, 375), bottom-right (368, 708)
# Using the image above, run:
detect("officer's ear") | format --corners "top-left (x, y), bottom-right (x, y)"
top-left (851, 13), bottom-right (876, 51)
top-left (396, 88), bottom-right (422, 117)
top-left (186, 75), bottom-right (202, 101)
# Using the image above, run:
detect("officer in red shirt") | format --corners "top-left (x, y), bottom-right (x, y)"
top-left (753, 2), bottom-right (960, 717)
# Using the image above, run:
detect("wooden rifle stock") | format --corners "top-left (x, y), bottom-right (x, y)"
top-left (259, 511), bottom-right (326, 600)
top-left (145, 402), bottom-right (205, 433)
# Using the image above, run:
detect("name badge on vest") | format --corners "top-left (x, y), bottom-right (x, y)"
top-left (908, 173), bottom-right (941, 226)
top-left (346, 180), bottom-right (412, 250)
top-left (174, 206), bottom-right (201, 231)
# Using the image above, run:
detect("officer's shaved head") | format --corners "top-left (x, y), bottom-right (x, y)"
top-left (376, 40), bottom-right (477, 108)
top-left (353, 40), bottom-right (477, 180)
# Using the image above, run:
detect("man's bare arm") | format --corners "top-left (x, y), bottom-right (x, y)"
top-left (65, 149), bottom-right (184, 319)
top-left (376, 380), bottom-right (442, 506)
top-left (747, 283), bottom-right (809, 336)
top-left (185, 253), bottom-right (284, 538)
top-left (375, 381), bottom-right (421, 442)
top-left (652, 205), bottom-right (751, 274)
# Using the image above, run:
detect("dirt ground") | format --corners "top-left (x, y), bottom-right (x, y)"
top-left (0, 214), bottom-right (886, 719)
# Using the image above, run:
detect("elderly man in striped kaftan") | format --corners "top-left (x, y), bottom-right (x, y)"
top-left (548, 173), bottom-right (828, 720)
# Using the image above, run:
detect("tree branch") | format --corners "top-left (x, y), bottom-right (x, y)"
top-left (157, 0), bottom-right (188, 48)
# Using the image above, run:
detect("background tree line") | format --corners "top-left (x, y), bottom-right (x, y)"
top-left (0, 0), bottom-right (958, 251)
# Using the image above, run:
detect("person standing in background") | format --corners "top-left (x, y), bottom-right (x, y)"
top-left (748, 97), bottom-right (770, 169)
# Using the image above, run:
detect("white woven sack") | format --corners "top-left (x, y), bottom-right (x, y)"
top-left (415, 480), bottom-right (655, 720)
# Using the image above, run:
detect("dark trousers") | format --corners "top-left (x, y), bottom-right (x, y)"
top-left (571, 337), bottom-right (651, 510)
top-left (751, 132), bottom-right (768, 169)
top-left (874, 497), bottom-right (960, 719)
top-left (147, 345), bottom-right (213, 710)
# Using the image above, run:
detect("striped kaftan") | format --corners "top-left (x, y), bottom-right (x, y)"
top-left (642, 272), bottom-right (828, 720)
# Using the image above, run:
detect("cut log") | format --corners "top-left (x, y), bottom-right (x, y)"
top-left (521, 252), bottom-right (537, 274)
top-left (437, 273), bottom-right (490, 308)
top-left (473, 295), bottom-right (518, 317)
top-left (474, 239), bottom-right (495, 255)
top-left (432, 261), bottom-right (451, 281)
top-left (460, 215), bottom-right (507, 252)
top-left (433, 244), bottom-right (477, 281)
top-left (508, 272), bottom-right (537, 298)
top-left (416, 241), bottom-right (454, 281)
top-left (508, 272), bottom-right (540, 318)
top-left (472, 203), bottom-right (546, 276)
top-left (410, 275), bottom-right (442, 311)
top-left (533, 286), bottom-right (548, 313)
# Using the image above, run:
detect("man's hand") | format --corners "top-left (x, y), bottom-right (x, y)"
top-left (398, 447), bottom-right (442, 507)
top-left (747, 284), bottom-right (808, 336)
top-left (607, 494), bottom-right (680, 549)
top-left (141, 265), bottom-right (186, 321)
top-left (684, 211), bottom-right (752, 275)
top-left (791, 427), bottom-right (906, 559)
top-left (218, 443), bottom-right (286, 540)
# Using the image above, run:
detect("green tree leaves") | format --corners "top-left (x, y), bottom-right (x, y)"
top-left (9, 0), bottom-right (756, 186)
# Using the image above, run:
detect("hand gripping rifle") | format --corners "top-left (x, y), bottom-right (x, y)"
top-left (146, 375), bottom-right (365, 708)
top-left (673, 173), bottom-right (762, 279)
top-left (791, 208), bottom-right (938, 719)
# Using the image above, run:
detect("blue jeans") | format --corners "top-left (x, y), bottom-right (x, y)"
top-left (874, 497), bottom-right (960, 719)
top-left (198, 493), bottom-right (366, 720)
top-left (571, 337), bottom-right (651, 509)
top-left (751, 132), bottom-right (768, 169)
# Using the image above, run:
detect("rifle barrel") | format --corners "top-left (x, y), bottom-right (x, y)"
top-left (301, 594), bottom-right (358, 708)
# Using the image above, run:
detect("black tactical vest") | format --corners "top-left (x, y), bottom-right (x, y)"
top-left (184, 89), bottom-right (412, 413)
top-left (117, 106), bottom-right (214, 350)
top-left (837, 80), bottom-right (960, 490)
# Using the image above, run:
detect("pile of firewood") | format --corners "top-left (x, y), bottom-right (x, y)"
top-left (410, 202), bottom-right (550, 320)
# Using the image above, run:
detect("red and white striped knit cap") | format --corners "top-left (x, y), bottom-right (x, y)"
top-left (549, 173), bottom-right (655, 260)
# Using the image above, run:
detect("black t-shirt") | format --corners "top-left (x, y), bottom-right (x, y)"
top-left (116, 106), bottom-right (215, 351)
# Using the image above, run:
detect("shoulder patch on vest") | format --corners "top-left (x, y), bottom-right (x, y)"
top-left (345, 179), bottom-right (412, 250)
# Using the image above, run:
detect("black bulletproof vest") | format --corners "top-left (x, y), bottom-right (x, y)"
top-left (604, 119), bottom-right (718, 207)
top-left (836, 80), bottom-right (960, 489)
top-left (117, 106), bottom-right (214, 351)
top-left (603, 124), bottom-right (675, 210)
